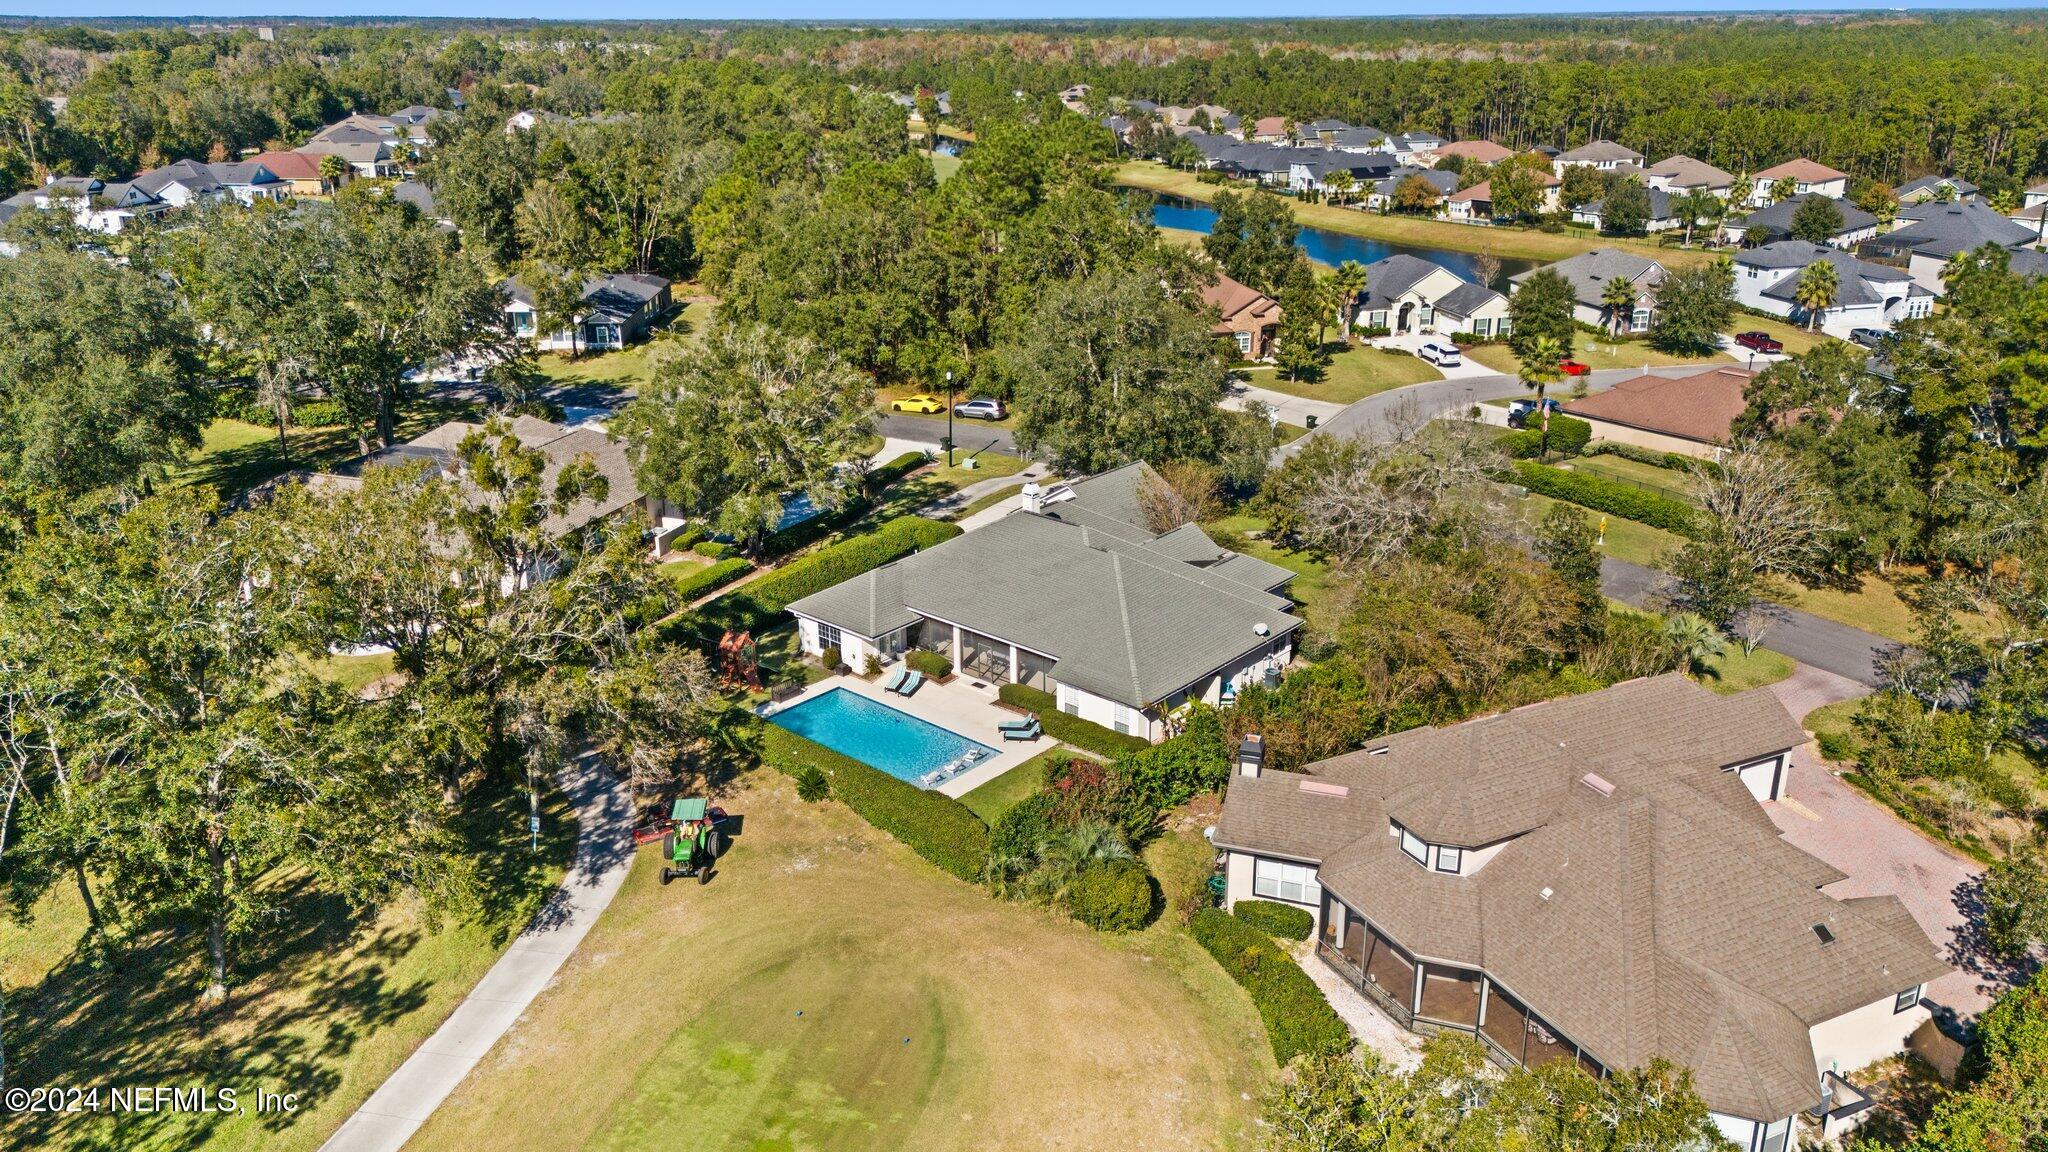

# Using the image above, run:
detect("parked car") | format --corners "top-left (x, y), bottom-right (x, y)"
top-left (953, 398), bottom-right (1006, 421)
top-left (1558, 359), bottom-right (1591, 376)
top-left (1733, 330), bottom-right (1784, 354)
top-left (1848, 328), bottom-right (1887, 349)
top-left (890, 393), bottom-right (945, 414)
top-left (1417, 338), bottom-right (1462, 367)
top-left (1506, 397), bottom-right (1564, 428)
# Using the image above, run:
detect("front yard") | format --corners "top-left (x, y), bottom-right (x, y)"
top-left (1464, 340), bottom-right (1729, 377)
top-left (1248, 342), bottom-right (1441, 404)
top-left (406, 772), bottom-right (1273, 1152)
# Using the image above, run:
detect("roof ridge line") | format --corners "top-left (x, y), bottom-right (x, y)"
top-left (1109, 551), bottom-right (1145, 706)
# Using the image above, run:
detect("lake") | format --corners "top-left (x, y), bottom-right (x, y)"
top-left (1152, 197), bottom-right (1539, 291)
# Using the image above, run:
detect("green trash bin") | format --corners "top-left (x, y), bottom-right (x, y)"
top-left (1305, 414), bottom-right (1318, 430)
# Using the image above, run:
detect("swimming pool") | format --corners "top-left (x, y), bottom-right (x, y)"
top-left (768, 688), bottom-right (997, 788)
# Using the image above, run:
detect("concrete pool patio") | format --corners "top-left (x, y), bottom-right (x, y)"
top-left (762, 670), bottom-right (1056, 797)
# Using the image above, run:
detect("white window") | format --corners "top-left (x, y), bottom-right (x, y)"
top-left (1434, 846), bottom-right (1463, 874)
top-left (1631, 307), bottom-right (1652, 331)
top-left (1112, 702), bottom-right (1136, 735)
top-left (1368, 310), bottom-right (1387, 329)
top-left (1234, 331), bottom-right (1252, 356)
top-left (1894, 986), bottom-right (1922, 1013)
top-left (1418, 305), bottom-right (1435, 326)
top-left (816, 622), bottom-right (842, 652)
top-left (1400, 827), bottom-right (1428, 865)
top-left (1057, 684), bottom-right (1080, 716)
top-left (1472, 318), bottom-right (1491, 338)
top-left (1253, 858), bottom-right (1321, 905)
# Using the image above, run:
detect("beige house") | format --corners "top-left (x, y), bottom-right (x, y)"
top-left (1562, 365), bottom-right (1755, 459)
top-left (1215, 675), bottom-right (1950, 1152)
top-left (1201, 272), bottom-right (1283, 360)
top-left (1353, 254), bottom-right (1511, 339)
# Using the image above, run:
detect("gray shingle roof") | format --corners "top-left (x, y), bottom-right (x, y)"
top-left (1898, 174), bottom-right (1977, 200)
top-left (1877, 200), bottom-right (2039, 258)
top-left (1646, 154), bottom-right (1734, 190)
top-left (1733, 195), bottom-right (1878, 242)
top-left (1558, 140), bottom-right (1644, 164)
top-left (1512, 248), bottom-right (1666, 308)
top-left (1215, 675), bottom-right (1949, 1122)
top-left (1360, 253), bottom-right (1453, 310)
top-left (1582, 186), bottom-right (1675, 222)
top-left (1433, 280), bottom-right (1506, 318)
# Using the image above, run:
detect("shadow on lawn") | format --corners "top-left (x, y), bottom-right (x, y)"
top-left (0, 777), bottom-right (576, 1149)
top-left (178, 399), bottom-right (483, 500)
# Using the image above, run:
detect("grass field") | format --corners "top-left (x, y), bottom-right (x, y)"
top-left (1246, 342), bottom-right (1441, 404)
top-left (925, 149), bottom-right (962, 182)
top-left (0, 779), bottom-right (578, 1152)
top-left (1562, 454), bottom-right (1701, 503)
top-left (949, 481), bottom-right (1029, 522)
top-left (1518, 493), bottom-right (1686, 569)
top-left (959, 746), bottom-right (1070, 823)
top-left (1116, 161), bottom-right (1704, 267)
top-left (1760, 570), bottom-right (1938, 646)
top-left (1700, 644), bottom-right (1797, 694)
top-left (1465, 340), bottom-right (1729, 377)
top-left (1205, 514), bottom-right (1339, 626)
top-left (407, 772), bottom-right (1273, 1152)
top-left (176, 399), bottom-right (479, 498)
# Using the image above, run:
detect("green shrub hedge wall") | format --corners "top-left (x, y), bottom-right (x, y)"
top-left (693, 539), bottom-right (740, 559)
top-left (748, 516), bottom-right (961, 614)
top-left (1511, 461), bottom-right (1701, 537)
top-left (1585, 441), bottom-right (1718, 477)
top-left (996, 684), bottom-right (1153, 757)
top-left (1190, 908), bottom-right (1351, 1065)
top-left (667, 557), bottom-right (751, 602)
top-left (757, 724), bottom-right (988, 881)
top-left (907, 649), bottom-right (952, 679)
top-left (1498, 415), bottom-right (1592, 459)
top-left (1069, 859), bottom-right (1156, 932)
top-left (1232, 899), bottom-right (1314, 940)
top-left (756, 453), bottom-right (930, 559)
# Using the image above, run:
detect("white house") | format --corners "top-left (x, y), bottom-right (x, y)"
top-left (1866, 200), bottom-right (2045, 295)
top-left (17, 176), bottom-right (168, 234)
top-left (1644, 154), bottom-right (1736, 198)
top-left (786, 464), bottom-right (1300, 744)
top-left (1747, 159), bottom-right (1850, 206)
top-left (1551, 140), bottom-right (1645, 178)
top-left (1721, 195), bottom-right (1880, 249)
top-left (1571, 185), bottom-right (1682, 234)
top-left (1733, 241), bottom-right (1932, 336)
top-left (1214, 675), bottom-right (1951, 1152)
top-left (1353, 253), bottom-right (1510, 339)
top-left (1510, 248), bottom-right (1667, 333)
top-left (502, 272), bottom-right (673, 352)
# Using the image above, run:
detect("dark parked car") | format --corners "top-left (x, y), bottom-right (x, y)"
top-left (1848, 328), bottom-right (1887, 349)
top-left (1733, 330), bottom-right (1784, 354)
top-left (953, 398), bottom-right (1007, 421)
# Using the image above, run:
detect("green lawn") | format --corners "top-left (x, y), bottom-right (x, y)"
top-left (176, 399), bottom-right (480, 499)
top-left (925, 149), bottom-right (962, 183)
top-left (959, 746), bottom-right (1071, 823)
top-left (863, 452), bottom-right (1027, 524)
top-left (1563, 454), bottom-right (1701, 503)
top-left (1204, 514), bottom-right (1338, 627)
top-left (1761, 569), bottom-right (1949, 647)
top-left (1518, 493), bottom-right (1686, 569)
top-left (1246, 342), bottom-right (1441, 404)
top-left (1700, 644), bottom-right (1796, 694)
top-left (0, 778), bottom-right (579, 1152)
top-left (406, 772), bottom-right (1272, 1152)
top-left (1732, 313), bottom-right (1830, 357)
top-left (1465, 340), bottom-right (1729, 377)
top-left (302, 650), bottom-right (399, 695)
top-left (949, 481), bottom-right (1029, 522)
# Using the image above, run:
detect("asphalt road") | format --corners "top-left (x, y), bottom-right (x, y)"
top-left (876, 412), bottom-right (1020, 457)
top-left (1303, 364), bottom-right (1722, 447)
top-left (1601, 557), bottom-right (1893, 687)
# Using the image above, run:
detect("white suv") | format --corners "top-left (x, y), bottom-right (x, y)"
top-left (1417, 339), bottom-right (1463, 367)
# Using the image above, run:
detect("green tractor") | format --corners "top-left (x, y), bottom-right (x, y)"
top-left (660, 797), bottom-right (727, 886)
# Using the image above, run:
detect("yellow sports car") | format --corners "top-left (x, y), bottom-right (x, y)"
top-left (890, 394), bottom-right (945, 414)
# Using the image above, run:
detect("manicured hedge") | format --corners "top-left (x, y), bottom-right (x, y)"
top-left (1233, 899), bottom-right (1314, 940)
top-left (1511, 461), bottom-right (1701, 538)
top-left (996, 683), bottom-right (1152, 757)
top-left (1498, 415), bottom-right (1592, 459)
top-left (757, 724), bottom-right (988, 882)
top-left (756, 452), bottom-right (930, 559)
top-left (907, 649), bottom-right (952, 679)
top-left (748, 516), bottom-right (961, 614)
top-left (668, 557), bottom-right (751, 602)
top-left (1069, 859), bottom-right (1155, 932)
top-left (1190, 908), bottom-right (1351, 1065)
top-left (1586, 441), bottom-right (1721, 478)
top-left (693, 539), bottom-right (740, 560)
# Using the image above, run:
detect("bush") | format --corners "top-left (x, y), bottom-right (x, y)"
top-left (757, 724), bottom-right (988, 881)
top-left (820, 645), bottom-right (842, 671)
top-left (1816, 730), bottom-right (1857, 764)
top-left (1145, 831), bottom-right (1220, 925)
top-left (907, 649), bottom-right (952, 679)
top-left (1113, 704), bottom-right (1229, 811)
top-left (1233, 899), bottom-right (1315, 940)
top-left (752, 454), bottom-right (931, 559)
top-left (997, 683), bottom-right (1152, 758)
top-left (793, 765), bottom-right (829, 802)
top-left (863, 653), bottom-right (883, 677)
top-left (667, 557), bottom-right (751, 602)
top-left (1353, 325), bottom-right (1392, 340)
top-left (988, 790), bottom-right (1061, 859)
top-left (694, 539), bottom-right (740, 559)
top-left (669, 525), bottom-right (708, 552)
top-left (294, 399), bottom-right (347, 428)
top-left (1190, 908), bottom-right (1351, 1064)
top-left (1510, 461), bottom-right (1701, 537)
top-left (1069, 859), bottom-right (1156, 932)
top-left (872, 451), bottom-right (929, 487)
top-left (1498, 415), bottom-right (1593, 459)
top-left (748, 516), bottom-right (961, 615)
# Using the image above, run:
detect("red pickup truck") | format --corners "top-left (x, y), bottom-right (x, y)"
top-left (1733, 330), bottom-right (1784, 355)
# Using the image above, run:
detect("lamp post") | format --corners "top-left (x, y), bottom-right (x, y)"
top-left (943, 370), bottom-right (955, 467)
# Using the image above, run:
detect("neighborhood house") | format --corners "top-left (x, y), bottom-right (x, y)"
top-left (1561, 365), bottom-right (1756, 459)
top-left (1733, 242), bottom-right (1932, 337)
top-left (503, 272), bottom-right (673, 352)
top-left (1202, 272), bottom-right (1284, 359)
top-left (1511, 248), bottom-right (1666, 332)
top-left (1354, 253), bottom-right (1510, 339)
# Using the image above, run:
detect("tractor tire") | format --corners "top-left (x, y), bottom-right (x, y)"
top-left (701, 827), bottom-right (726, 860)
top-left (697, 864), bottom-right (712, 885)
top-left (660, 867), bottom-right (674, 885)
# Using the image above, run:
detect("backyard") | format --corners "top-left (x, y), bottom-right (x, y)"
top-left (406, 772), bottom-right (1273, 1152)
top-left (175, 398), bottom-right (480, 499)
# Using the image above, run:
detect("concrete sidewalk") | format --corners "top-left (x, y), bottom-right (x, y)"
top-left (317, 755), bottom-right (634, 1152)
top-left (1221, 375), bottom-right (1347, 427)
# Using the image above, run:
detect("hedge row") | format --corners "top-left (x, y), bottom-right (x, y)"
top-left (1233, 899), bottom-right (1314, 940)
top-left (996, 683), bottom-right (1153, 757)
top-left (667, 557), bottom-right (751, 602)
top-left (749, 516), bottom-right (961, 614)
top-left (756, 724), bottom-right (989, 882)
top-left (214, 390), bottom-right (348, 429)
top-left (1190, 908), bottom-right (1351, 1065)
top-left (907, 649), bottom-right (952, 679)
top-left (1585, 441), bottom-right (1721, 478)
top-left (1498, 415), bottom-right (1592, 460)
top-left (1510, 461), bottom-right (1701, 538)
top-left (757, 452), bottom-right (930, 559)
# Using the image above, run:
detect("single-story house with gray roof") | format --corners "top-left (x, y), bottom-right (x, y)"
top-left (1215, 673), bottom-right (1950, 1150)
top-left (1721, 195), bottom-right (1879, 249)
top-left (1510, 248), bottom-right (1667, 332)
top-left (1866, 199), bottom-right (2045, 295)
top-left (502, 272), bottom-right (672, 352)
top-left (1734, 241), bottom-right (1933, 337)
top-left (787, 463), bottom-right (1299, 742)
top-left (1354, 253), bottom-right (1508, 338)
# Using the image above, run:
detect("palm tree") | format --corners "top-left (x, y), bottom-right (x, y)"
top-left (1793, 259), bottom-right (1840, 332)
top-left (1325, 169), bottom-right (1356, 206)
top-left (1663, 613), bottom-right (1727, 679)
top-left (317, 152), bottom-right (348, 193)
top-left (1599, 276), bottom-right (1637, 338)
top-left (1331, 259), bottom-right (1369, 341)
top-left (1519, 333), bottom-right (1567, 458)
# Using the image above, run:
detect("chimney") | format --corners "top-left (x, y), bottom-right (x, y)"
top-left (1237, 734), bottom-right (1265, 778)
top-left (1021, 481), bottom-right (1043, 514)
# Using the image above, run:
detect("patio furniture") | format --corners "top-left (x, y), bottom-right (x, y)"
top-left (895, 670), bottom-right (925, 696)
top-left (881, 667), bottom-right (910, 694)
top-left (769, 680), bottom-right (804, 704)
top-left (998, 716), bottom-right (1042, 742)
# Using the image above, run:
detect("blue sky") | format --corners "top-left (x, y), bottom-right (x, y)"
top-left (0, 2), bottom-right (2035, 19)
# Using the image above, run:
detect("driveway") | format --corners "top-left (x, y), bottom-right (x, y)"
top-left (1368, 331), bottom-right (1494, 380)
top-left (1305, 363), bottom-right (1710, 447)
top-left (1221, 377), bottom-right (1346, 427)
top-left (1600, 558), bottom-right (1895, 687)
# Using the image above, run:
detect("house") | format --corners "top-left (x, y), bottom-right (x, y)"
top-left (1572, 186), bottom-right (1681, 234)
top-left (385, 105), bottom-right (443, 146)
top-left (1215, 675), bottom-right (1950, 1151)
top-left (1320, 126), bottom-right (1394, 154)
top-left (247, 150), bottom-right (330, 196)
top-left (1354, 254), bottom-right (1509, 339)
top-left (1748, 159), bottom-right (1850, 206)
top-left (1288, 153), bottom-right (1396, 196)
top-left (391, 180), bottom-right (454, 230)
top-left (19, 176), bottom-right (168, 234)
top-left (298, 124), bottom-right (401, 178)
top-left (1552, 140), bottom-right (1645, 178)
top-left (1563, 366), bottom-right (1757, 458)
top-left (787, 464), bottom-right (1300, 743)
top-left (1896, 175), bottom-right (1977, 204)
top-left (1058, 84), bottom-right (1091, 111)
top-left (1361, 167), bottom-right (1458, 212)
top-left (1511, 248), bottom-right (1666, 332)
top-left (2009, 180), bottom-right (2048, 244)
top-left (1294, 118), bottom-right (1353, 146)
top-left (1722, 195), bottom-right (1879, 249)
top-left (1248, 115), bottom-right (1289, 142)
top-left (502, 272), bottom-right (672, 352)
top-left (1644, 154), bottom-right (1735, 198)
top-left (1221, 141), bottom-right (1303, 186)
top-left (1444, 171), bottom-right (1562, 223)
top-left (1388, 132), bottom-right (1444, 165)
top-left (1864, 200), bottom-right (2044, 295)
top-left (1430, 139), bottom-right (1516, 167)
top-left (131, 158), bottom-right (289, 207)
top-left (1202, 272), bottom-right (1284, 360)
top-left (1734, 241), bottom-right (1932, 337)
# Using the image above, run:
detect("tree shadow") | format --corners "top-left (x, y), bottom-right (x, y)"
top-left (1944, 874), bottom-right (2042, 1027)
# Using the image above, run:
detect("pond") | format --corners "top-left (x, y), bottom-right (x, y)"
top-left (1151, 196), bottom-right (1539, 291)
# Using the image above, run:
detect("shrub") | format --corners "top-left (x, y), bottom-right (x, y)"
top-left (1113, 704), bottom-right (1230, 811)
top-left (1510, 461), bottom-right (1701, 537)
top-left (872, 450), bottom-right (929, 487)
top-left (997, 683), bottom-right (1152, 758)
top-left (1233, 899), bottom-right (1314, 940)
top-left (1816, 730), bottom-right (1857, 764)
top-left (907, 649), bottom-right (952, 679)
top-left (1498, 415), bottom-right (1592, 459)
top-left (1145, 831), bottom-right (1220, 924)
top-left (988, 790), bottom-right (1061, 859)
top-left (757, 724), bottom-right (988, 881)
top-left (667, 557), bottom-right (750, 602)
top-left (1585, 441), bottom-right (1717, 477)
top-left (1354, 325), bottom-right (1391, 339)
top-left (820, 645), bottom-right (842, 671)
top-left (693, 539), bottom-right (740, 559)
top-left (748, 516), bottom-right (961, 614)
top-left (1069, 859), bottom-right (1156, 932)
top-left (294, 399), bottom-right (347, 428)
top-left (1190, 908), bottom-right (1351, 1064)
top-left (793, 765), bottom-right (829, 802)
top-left (863, 653), bottom-right (883, 677)
top-left (669, 525), bottom-right (708, 552)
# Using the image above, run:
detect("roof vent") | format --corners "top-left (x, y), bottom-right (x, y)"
top-left (1581, 772), bottom-right (1617, 797)
top-left (1812, 923), bottom-right (1836, 946)
top-left (1299, 780), bottom-right (1350, 798)
top-left (1367, 746), bottom-right (1390, 757)
top-left (1254, 622), bottom-right (1269, 636)
top-left (1539, 887), bottom-right (1554, 901)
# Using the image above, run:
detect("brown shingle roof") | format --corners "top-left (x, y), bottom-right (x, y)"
top-left (250, 150), bottom-right (325, 181)
top-left (1564, 366), bottom-right (1755, 446)
top-left (1434, 140), bottom-right (1516, 164)
top-left (1755, 158), bottom-right (1849, 183)
top-left (1200, 272), bottom-right (1280, 323)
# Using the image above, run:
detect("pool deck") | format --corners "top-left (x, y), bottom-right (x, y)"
top-left (764, 670), bottom-right (1048, 798)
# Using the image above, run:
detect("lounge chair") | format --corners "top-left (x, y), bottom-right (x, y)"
top-left (896, 670), bottom-right (925, 696)
top-left (881, 667), bottom-right (910, 693)
top-left (998, 716), bottom-right (1042, 742)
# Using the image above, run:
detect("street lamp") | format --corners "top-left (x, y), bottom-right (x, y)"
top-left (943, 370), bottom-right (955, 467)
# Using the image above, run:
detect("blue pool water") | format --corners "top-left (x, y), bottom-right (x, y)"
top-left (1150, 196), bottom-right (1538, 290)
top-left (768, 688), bottom-right (998, 787)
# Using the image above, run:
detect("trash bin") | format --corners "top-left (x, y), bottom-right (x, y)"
top-left (1305, 414), bottom-right (1318, 430)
